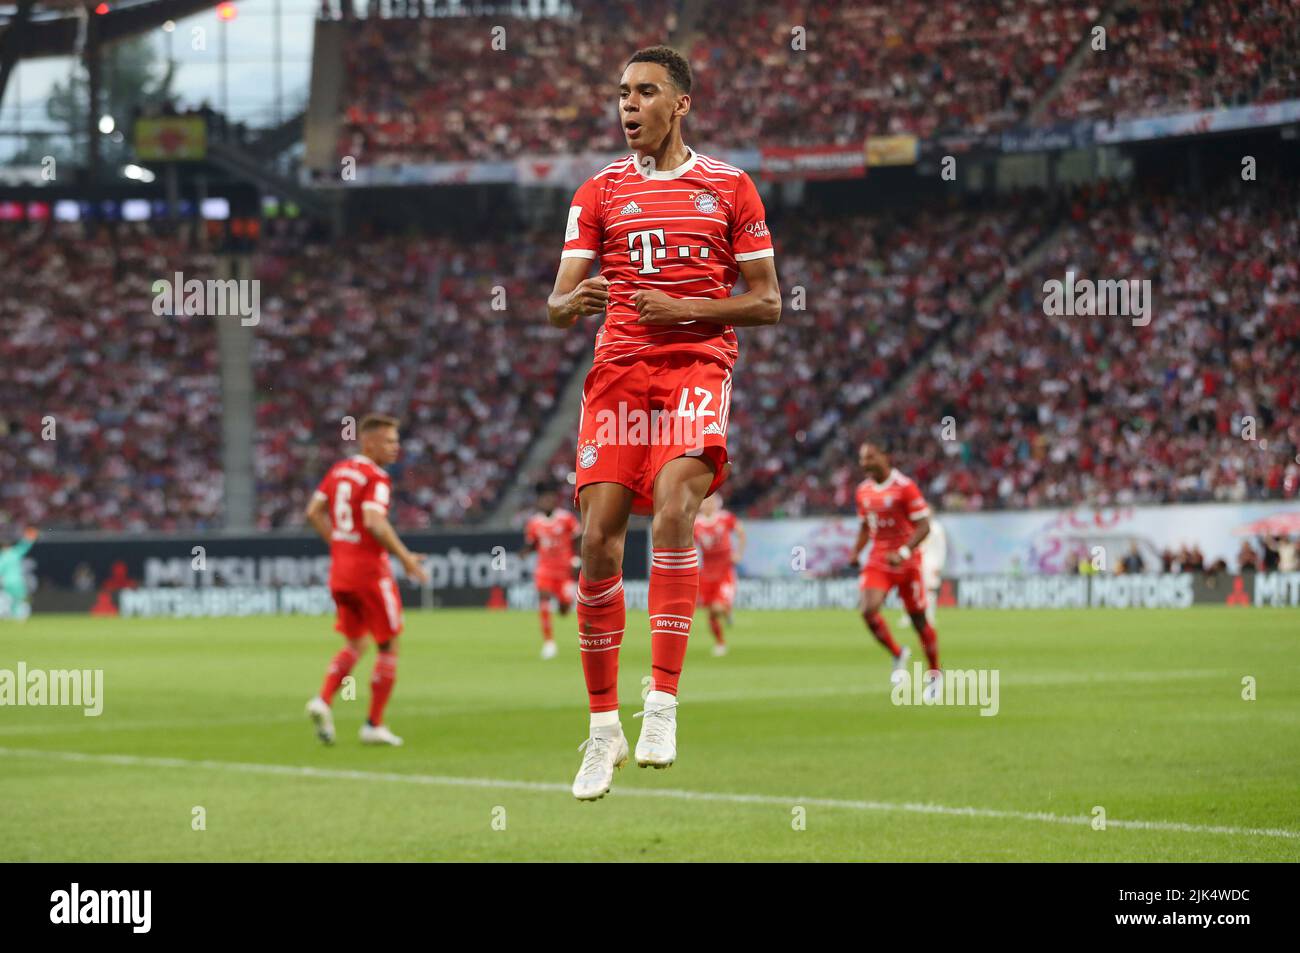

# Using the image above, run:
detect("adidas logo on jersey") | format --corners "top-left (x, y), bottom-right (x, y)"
top-left (702, 422), bottom-right (724, 436)
top-left (619, 201), bottom-right (643, 216)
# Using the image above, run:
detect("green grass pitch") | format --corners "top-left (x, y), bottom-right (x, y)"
top-left (1, 607), bottom-right (1296, 861)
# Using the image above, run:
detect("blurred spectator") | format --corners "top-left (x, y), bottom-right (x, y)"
top-left (72, 562), bottom-right (97, 593)
top-left (1262, 534), bottom-right (1299, 572)
top-left (1237, 539), bottom-right (1261, 572)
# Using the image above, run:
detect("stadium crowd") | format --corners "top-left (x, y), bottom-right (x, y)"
top-left (336, 0), bottom-right (1095, 166)
top-left (1043, 0), bottom-right (1300, 123)
top-left (688, 0), bottom-right (1092, 146)
top-left (4, 177), bottom-right (1295, 534)
top-left (331, 0), bottom-right (1300, 169)
top-left (0, 226), bottom-right (224, 532)
top-left (753, 181), bottom-right (1300, 517)
top-left (724, 198), bottom-right (1051, 510)
top-left (252, 227), bottom-right (590, 529)
top-left (336, 0), bottom-right (677, 166)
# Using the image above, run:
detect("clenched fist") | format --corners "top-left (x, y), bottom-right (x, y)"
top-left (633, 289), bottom-right (688, 325)
top-left (566, 276), bottom-right (610, 320)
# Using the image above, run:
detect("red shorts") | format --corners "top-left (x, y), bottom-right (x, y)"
top-left (536, 572), bottom-right (577, 607)
top-left (332, 577), bottom-right (404, 642)
top-left (575, 354), bottom-right (731, 515)
top-left (698, 571), bottom-right (737, 610)
top-left (860, 562), bottom-right (928, 614)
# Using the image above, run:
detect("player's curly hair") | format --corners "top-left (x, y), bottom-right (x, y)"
top-left (627, 46), bottom-right (692, 94)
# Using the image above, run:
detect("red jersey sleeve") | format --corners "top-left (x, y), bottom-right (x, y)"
top-left (903, 481), bottom-right (931, 521)
top-left (360, 472), bottom-right (392, 516)
top-left (561, 177), bottom-right (603, 262)
top-left (565, 511), bottom-right (580, 535)
top-left (729, 172), bottom-right (774, 262)
top-left (524, 516), bottom-right (539, 546)
top-left (855, 484), bottom-right (868, 520)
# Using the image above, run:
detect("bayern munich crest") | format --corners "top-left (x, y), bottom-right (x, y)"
top-left (693, 191), bottom-right (719, 213)
top-left (579, 444), bottom-right (599, 469)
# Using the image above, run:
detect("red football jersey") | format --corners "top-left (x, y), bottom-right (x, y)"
top-left (561, 148), bottom-right (774, 369)
top-left (693, 509), bottom-right (738, 579)
top-left (525, 509), bottom-right (580, 576)
top-left (313, 455), bottom-right (394, 589)
top-left (855, 469), bottom-right (931, 570)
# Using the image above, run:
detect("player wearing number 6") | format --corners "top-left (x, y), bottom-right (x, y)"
top-left (303, 414), bottom-right (429, 747)
top-left (547, 46), bottom-right (781, 800)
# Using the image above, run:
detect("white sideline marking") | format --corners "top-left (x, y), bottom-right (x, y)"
top-left (0, 668), bottom-right (1235, 737)
top-left (1, 746), bottom-right (1296, 841)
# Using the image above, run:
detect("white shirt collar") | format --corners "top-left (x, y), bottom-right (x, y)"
top-left (638, 146), bottom-right (699, 180)
top-left (871, 468), bottom-right (900, 490)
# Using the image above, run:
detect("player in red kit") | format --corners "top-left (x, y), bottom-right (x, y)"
top-left (522, 488), bottom-right (581, 660)
top-left (693, 494), bottom-right (745, 656)
top-left (546, 46), bottom-right (781, 799)
top-left (851, 440), bottom-right (943, 702)
top-left (303, 415), bottom-right (429, 746)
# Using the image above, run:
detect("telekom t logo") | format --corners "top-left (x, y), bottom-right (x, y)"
top-left (627, 228), bottom-right (712, 275)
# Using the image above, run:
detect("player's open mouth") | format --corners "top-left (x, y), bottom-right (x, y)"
top-left (624, 120), bottom-right (642, 138)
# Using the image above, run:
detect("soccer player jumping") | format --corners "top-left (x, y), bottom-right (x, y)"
top-left (304, 414), bottom-right (429, 746)
top-left (851, 440), bottom-right (943, 702)
top-left (547, 46), bottom-right (781, 800)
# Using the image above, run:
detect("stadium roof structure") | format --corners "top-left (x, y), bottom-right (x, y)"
top-left (0, 0), bottom-right (224, 137)
top-left (0, 0), bottom-right (221, 59)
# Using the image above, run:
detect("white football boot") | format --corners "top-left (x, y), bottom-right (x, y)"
top-left (634, 691), bottom-right (678, 769)
top-left (890, 646), bottom-right (912, 686)
top-left (540, 640), bottom-right (558, 661)
top-left (305, 697), bottom-right (335, 745)
top-left (572, 726), bottom-right (629, 800)
top-left (360, 723), bottom-right (404, 746)
top-left (923, 669), bottom-right (943, 703)
top-left (711, 642), bottom-right (729, 657)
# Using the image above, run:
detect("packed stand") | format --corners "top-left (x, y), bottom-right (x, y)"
top-left (0, 225), bottom-right (224, 532)
top-left (336, 0), bottom-right (1097, 166)
top-left (253, 230), bottom-right (591, 529)
top-left (1044, 0), bottom-right (1300, 124)
top-left (689, 0), bottom-right (1093, 147)
top-left (767, 181), bottom-right (1300, 516)
top-left (335, 1), bottom-right (1298, 168)
top-left (336, 0), bottom-right (679, 166)
top-left (724, 199), bottom-right (1051, 512)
